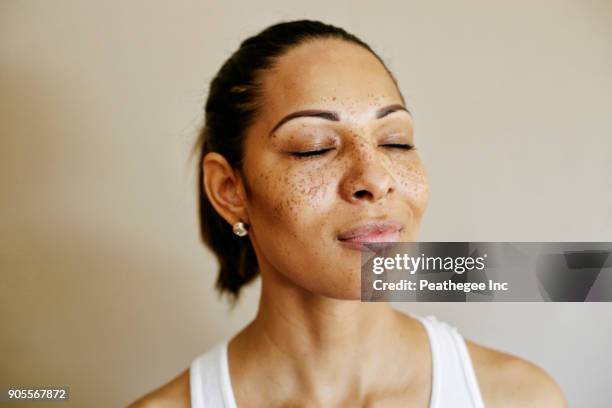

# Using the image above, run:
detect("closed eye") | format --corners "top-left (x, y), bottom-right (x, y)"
top-left (381, 144), bottom-right (415, 150)
top-left (291, 148), bottom-right (335, 157)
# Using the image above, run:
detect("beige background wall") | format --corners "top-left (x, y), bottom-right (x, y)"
top-left (1, 0), bottom-right (611, 407)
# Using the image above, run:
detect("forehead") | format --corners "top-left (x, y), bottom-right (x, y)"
top-left (258, 38), bottom-right (403, 119)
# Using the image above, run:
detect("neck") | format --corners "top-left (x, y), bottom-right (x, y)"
top-left (253, 277), bottom-right (398, 358)
top-left (229, 269), bottom-right (423, 405)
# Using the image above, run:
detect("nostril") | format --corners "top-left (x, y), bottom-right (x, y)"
top-left (353, 190), bottom-right (370, 199)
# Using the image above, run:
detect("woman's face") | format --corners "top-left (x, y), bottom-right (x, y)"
top-left (241, 38), bottom-right (429, 299)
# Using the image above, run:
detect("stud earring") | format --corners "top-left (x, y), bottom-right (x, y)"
top-left (232, 221), bottom-right (248, 237)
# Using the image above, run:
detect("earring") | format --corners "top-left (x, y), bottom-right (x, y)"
top-left (232, 221), bottom-right (248, 237)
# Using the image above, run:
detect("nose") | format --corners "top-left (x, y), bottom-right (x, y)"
top-left (339, 140), bottom-right (396, 204)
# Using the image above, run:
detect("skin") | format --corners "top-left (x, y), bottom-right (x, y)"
top-left (128, 38), bottom-right (567, 407)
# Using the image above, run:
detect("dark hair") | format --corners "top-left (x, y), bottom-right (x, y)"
top-left (195, 19), bottom-right (403, 302)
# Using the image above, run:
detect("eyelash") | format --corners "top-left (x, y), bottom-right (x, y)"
top-left (291, 144), bottom-right (415, 158)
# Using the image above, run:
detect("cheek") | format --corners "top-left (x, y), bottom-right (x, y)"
top-left (395, 157), bottom-right (430, 211)
top-left (247, 164), bottom-right (361, 298)
top-left (250, 163), bottom-right (338, 235)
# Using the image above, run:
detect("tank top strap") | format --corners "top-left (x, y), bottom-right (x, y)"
top-left (411, 314), bottom-right (486, 408)
top-left (189, 340), bottom-right (237, 408)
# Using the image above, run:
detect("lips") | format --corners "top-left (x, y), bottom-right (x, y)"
top-left (337, 220), bottom-right (403, 250)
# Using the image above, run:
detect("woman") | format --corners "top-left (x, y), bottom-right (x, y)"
top-left (129, 20), bottom-right (566, 407)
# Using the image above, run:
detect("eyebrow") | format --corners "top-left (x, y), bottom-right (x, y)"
top-left (268, 103), bottom-right (411, 137)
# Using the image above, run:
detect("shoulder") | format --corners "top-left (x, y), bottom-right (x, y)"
top-left (126, 368), bottom-right (191, 408)
top-left (466, 340), bottom-right (567, 408)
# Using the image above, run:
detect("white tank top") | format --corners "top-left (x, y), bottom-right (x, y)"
top-left (189, 314), bottom-right (485, 408)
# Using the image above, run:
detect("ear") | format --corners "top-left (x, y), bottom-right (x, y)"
top-left (202, 152), bottom-right (250, 227)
